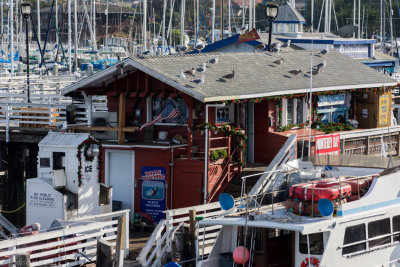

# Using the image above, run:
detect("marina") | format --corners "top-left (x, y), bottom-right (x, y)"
top-left (0, 0), bottom-right (400, 266)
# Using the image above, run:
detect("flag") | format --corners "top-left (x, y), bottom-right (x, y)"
top-left (140, 101), bottom-right (181, 131)
top-left (238, 28), bottom-right (260, 44)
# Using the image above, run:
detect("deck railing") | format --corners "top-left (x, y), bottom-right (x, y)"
top-left (0, 210), bottom-right (129, 266)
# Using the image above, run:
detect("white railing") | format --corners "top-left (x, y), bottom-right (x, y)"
top-left (248, 134), bottom-right (297, 197)
top-left (137, 201), bottom-right (228, 266)
top-left (0, 210), bottom-right (129, 266)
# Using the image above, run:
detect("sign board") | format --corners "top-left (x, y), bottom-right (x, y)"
top-left (140, 167), bottom-right (166, 223)
top-left (378, 94), bottom-right (390, 127)
top-left (336, 44), bottom-right (370, 59)
top-left (29, 192), bottom-right (56, 208)
top-left (315, 134), bottom-right (341, 156)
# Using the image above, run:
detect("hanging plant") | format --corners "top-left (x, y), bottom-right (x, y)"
top-left (76, 137), bottom-right (103, 187)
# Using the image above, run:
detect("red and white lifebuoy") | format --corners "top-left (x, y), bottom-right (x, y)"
top-left (301, 257), bottom-right (320, 267)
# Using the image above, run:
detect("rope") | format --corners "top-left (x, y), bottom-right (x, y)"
top-left (0, 203), bottom-right (26, 214)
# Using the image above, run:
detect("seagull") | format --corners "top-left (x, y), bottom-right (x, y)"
top-left (195, 43), bottom-right (205, 53)
top-left (184, 68), bottom-right (196, 76)
top-left (222, 70), bottom-right (235, 79)
top-left (192, 75), bottom-right (205, 84)
top-left (180, 70), bottom-right (186, 80)
top-left (178, 45), bottom-right (188, 53)
top-left (315, 59), bottom-right (327, 69)
top-left (73, 71), bottom-right (81, 78)
top-left (208, 56), bottom-right (218, 64)
top-left (217, 78), bottom-right (226, 82)
top-left (281, 40), bottom-right (291, 51)
top-left (57, 121), bottom-right (68, 131)
top-left (288, 69), bottom-right (302, 75)
top-left (254, 43), bottom-right (266, 51)
top-left (197, 63), bottom-right (207, 73)
top-left (270, 42), bottom-right (281, 52)
top-left (320, 48), bottom-right (329, 55)
top-left (272, 58), bottom-right (284, 65)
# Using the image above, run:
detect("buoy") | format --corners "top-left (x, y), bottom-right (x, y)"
top-left (318, 198), bottom-right (334, 217)
top-left (219, 193), bottom-right (234, 210)
top-left (232, 246), bottom-right (250, 264)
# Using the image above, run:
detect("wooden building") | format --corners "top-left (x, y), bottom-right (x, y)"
top-left (61, 50), bottom-right (397, 222)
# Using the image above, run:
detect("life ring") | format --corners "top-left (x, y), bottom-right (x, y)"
top-left (301, 257), bottom-right (320, 267)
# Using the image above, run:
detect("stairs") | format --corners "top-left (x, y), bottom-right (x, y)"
top-left (226, 163), bottom-right (268, 198)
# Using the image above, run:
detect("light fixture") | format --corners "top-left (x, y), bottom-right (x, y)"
top-left (264, 3), bottom-right (279, 51)
top-left (21, 2), bottom-right (32, 18)
top-left (265, 4), bottom-right (279, 22)
top-left (91, 144), bottom-right (100, 157)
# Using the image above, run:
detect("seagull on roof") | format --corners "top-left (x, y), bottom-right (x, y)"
top-left (184, 68), bottom-right (196, 76)
top-left (195, 43), bottom-right (205, 53)
top-left (57, 121), bottom-right (68, 131)
top-left (288, 69), bottom-right (302, 75)
top-left (270, 42), bottom-right (281, 52)
top-left (180, 70), bottom-right (186, 81)
top-left (222, 70), bottom-right (235, 79)
top-left (254, 43), bottom-right (266, 52)
top-left (272, 58), bottom-right (284, 65)
top-left (208, 56), bottom-right (218, 64)
top-left (192, 75), bottom-right (205, 84)
top-left (178, 45), bottom-right (188, 53)
top-left (320, 48), bottom-right (329, 55)
top-left (197, 63), bottom-right (207, 73)
top-left (281, 40), bottom-right (291, 51)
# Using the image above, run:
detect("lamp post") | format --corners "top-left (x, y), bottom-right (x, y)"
top-left (265, 3), bottom-right (279, 51)
top-left (21, 2), bottom-right (31, 103)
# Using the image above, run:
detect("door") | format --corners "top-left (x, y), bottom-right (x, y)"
top-left (106, 150), bottom-right (134, 221)
top-left (254, 101), bottom-right (269, 163)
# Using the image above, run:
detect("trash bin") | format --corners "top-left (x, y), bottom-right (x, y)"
top-left (220, 252), bottom-right (233, 267)
top-left (112, 200), bottom-right (122, 211)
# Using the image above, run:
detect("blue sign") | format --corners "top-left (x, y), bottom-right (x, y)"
top-left (141, 167), bottom-right (166, 223)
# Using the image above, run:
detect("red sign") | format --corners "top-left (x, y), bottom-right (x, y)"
top-left (315, 134), bottom-right (340, 155)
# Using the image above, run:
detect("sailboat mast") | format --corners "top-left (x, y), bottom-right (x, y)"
top-left (242, 0), bottom-right (244, 27)
top-left (228, 0), bottom-right (231, 36)
top-left (1, 0), bottom-right (3, 53)
top-left (143, 0), bottom-right (147, 51)
top-left (68, 0), bottom-right (71, 73)
top-left (55, 0), bottom-right (58, 46)
top-left (161, 0), bottom-right (166, 54)
top-left (389, 0), bottom-right (393, 55)
top-left (381, 0), bottom-right (383, 51)
top-left (358, 0), bottom-right (361, 38)
top-left (180, 0), bottom-right (184, 46)
top-left (74, 0), bottom-right (78, 71)
top-left (105, 0), bottom-right (108, 49)
top-left (212, 0), bottom-right (215, 42)
top-left (311, 0), bottom-right (314, 30)
top-left (37, 0), bottom-right (40, 45)
top-left (10, 0), bottom-right (13, 76)
top-left (93, 0), bottom-right (96, 49)
top-left (249, 0), bottom-right (252, 30)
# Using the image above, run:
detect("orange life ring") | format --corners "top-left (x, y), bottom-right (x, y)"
top-left (301, 257), bottom-right (320, 267)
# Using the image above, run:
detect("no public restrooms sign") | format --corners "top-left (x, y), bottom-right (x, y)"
top-left (315, 134), bottom-right (341, 156)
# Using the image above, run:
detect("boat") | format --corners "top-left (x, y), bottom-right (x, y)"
top-left (195, 154), bottom-right (400, 267)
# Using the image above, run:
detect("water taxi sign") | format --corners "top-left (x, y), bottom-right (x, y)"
top-left (315, 134), bottom-right (340, 155)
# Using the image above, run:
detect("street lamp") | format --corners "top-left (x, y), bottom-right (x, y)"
top-left (265, 3), bottom-right (279, 51)
top-left (21, 2), bottom-right (32, 103)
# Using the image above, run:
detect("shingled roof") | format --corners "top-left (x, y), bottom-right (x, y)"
top-left (62, 50), bottom-right (397, 103)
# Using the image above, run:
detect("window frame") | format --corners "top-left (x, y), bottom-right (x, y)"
top-left (146, 96), bottom-right (188, 126)
top-left (281, 98), bottom-right (307, 126)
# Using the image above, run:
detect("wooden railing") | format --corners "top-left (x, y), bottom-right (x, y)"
top-left (0, 210), bottom-right (129, 266)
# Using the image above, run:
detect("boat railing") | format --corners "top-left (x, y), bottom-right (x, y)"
top-left (137, 201), bottom-right (231, 266)
top-left (0, 209), bottom-right (129, 266)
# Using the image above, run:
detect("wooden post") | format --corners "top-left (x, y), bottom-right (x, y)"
top-left (115, 216), bottom-right (126, 267)
top-left (16, 253), bottom-right (31, 267)
top-left (118, 93), bottom-right (126, 144)
top-left (189, 209), bottom-right (197, 265)
top-left (96, 239), bottom-right (114, 267)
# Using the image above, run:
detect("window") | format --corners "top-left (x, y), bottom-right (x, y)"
top-left (40, 158), bottom-right (51, 168)
top-left (342, 224), bottom-right (366, 255)
top-left (393, 215), bottom-right (400, 242)
top-left (282, 98), bottom-right (306, 127)
top-left (53, 152), bottom-right (65, 170)
top-left (147, 97), bottom-right (187, 125)
top-left (317, 94), bottom-right (349, 124)
top-left (368, 218), bottom-right (391, 248)
top-left (216, 105), bottom-right (234, 123)
top-left (299, 233), bottom-right (324, 255)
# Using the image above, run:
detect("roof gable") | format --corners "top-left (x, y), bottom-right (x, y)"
top-left (274, 4), bottom-right (306, 23)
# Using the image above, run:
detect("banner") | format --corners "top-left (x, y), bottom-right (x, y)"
top-left (140, 167), bottom-right (166, 223)
top-left (238, 28), bottom-right (260, 44)
top-left (315, 134), bottom-right (340, 156)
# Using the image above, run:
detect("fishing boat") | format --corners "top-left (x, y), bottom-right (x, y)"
top-left (196, 154), bottom-right (400, 267)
